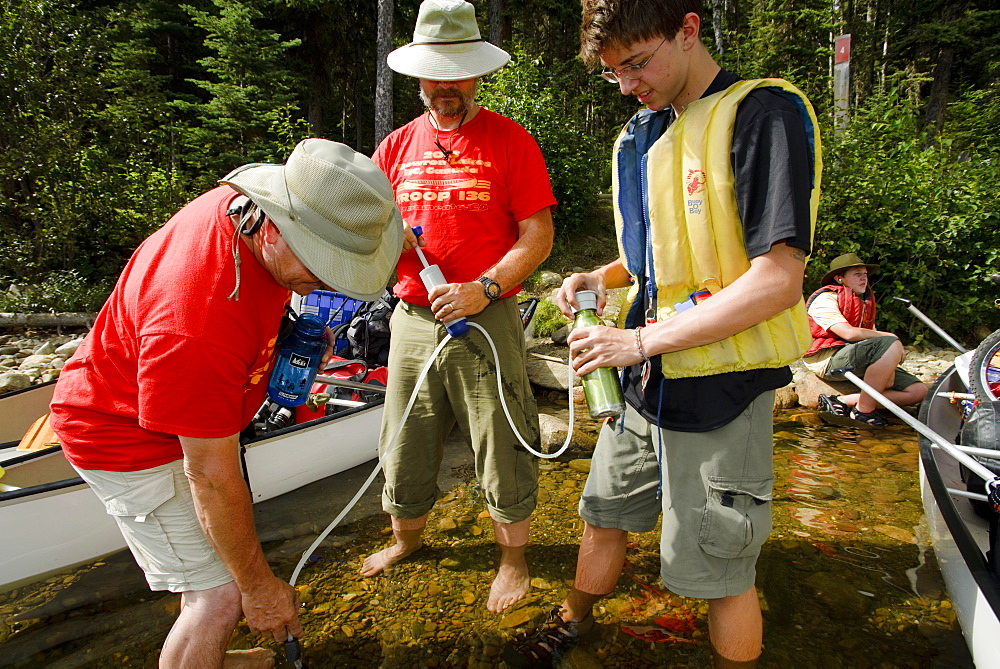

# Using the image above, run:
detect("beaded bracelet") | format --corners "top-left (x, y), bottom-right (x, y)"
top-left (635, 326), bottom-right (650, 362)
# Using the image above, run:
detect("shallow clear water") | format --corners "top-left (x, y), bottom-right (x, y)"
top-left (0, 399), bottom-right (974, 668)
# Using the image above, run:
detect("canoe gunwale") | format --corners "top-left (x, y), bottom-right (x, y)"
top-left (242, 396), bottom-right (384, 446)
top-left (0, 378), bottom-right (57, 400)
top-left (2, 397), bottom-right (384, 505)
top-left (0, 473), bottom-right (86, 502)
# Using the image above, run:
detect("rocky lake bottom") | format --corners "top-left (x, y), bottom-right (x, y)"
top-left (0, 388), bottom-right (974, 668)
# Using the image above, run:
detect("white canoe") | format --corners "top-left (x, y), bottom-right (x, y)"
top-left (918, 364), bottom-right (1000, 669)
top-left (0, 382), bottom-right (382, 591)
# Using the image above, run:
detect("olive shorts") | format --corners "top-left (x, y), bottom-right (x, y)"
top-left (74, 459), bottom-right (233, 593)
top-left (379, 297), bottom-right (540, 524)
top-left (821, 336), bottom-right (922, 390)
top-left (579, 393), bottom-right (775, 599)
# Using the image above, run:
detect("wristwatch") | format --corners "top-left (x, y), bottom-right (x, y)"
top-left (478, 276), bottom-right (502, 301)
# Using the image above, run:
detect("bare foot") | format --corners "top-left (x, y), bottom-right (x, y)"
top-left (487, 561), bottom-right (530, 613)
top-left (223, 648), bottom-right (275, 668)
top-left (360, 541), bottom-right (422, 577)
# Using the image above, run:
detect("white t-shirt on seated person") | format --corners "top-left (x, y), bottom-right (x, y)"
top-left (803, 290), bottom-right (850, 376)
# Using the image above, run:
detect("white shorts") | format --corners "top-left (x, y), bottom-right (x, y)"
top-left (74, 459), bottom-right (233, 593)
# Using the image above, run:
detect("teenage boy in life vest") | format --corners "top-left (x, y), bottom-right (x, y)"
top-left (506, 1), bottom-right (821, 666)
top-left (805, 253), bottom-right (928, 426)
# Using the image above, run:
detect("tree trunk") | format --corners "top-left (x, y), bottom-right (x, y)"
top-left (922, 1), bottom-right (963, 148)
top-left (489, 0), bottom-right (503, 48)
top-left (922, 45), bottom-right (954, 148)
top-left (375, 0), bottom-right (394, 147)
top-left (711, 0), bottom-right (725, 54)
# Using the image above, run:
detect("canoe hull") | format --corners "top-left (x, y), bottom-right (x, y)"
top-left (0, 384), bottom-right (382, 591)
top-left (0, 449), bottom-right (124, 591)
top-left (918, 365), bottom-right (1000, 669)
top-left (242, 404), bottom-right (382, 503)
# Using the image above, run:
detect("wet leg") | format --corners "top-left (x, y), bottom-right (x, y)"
top-left (502, 523), bottom-right (624, 665)
top-left (161, 581), bottom-right (274, 668)
top-left (360, 513), bottom-right (428, 577)
top-left (488, 517), bottom-right (531, 612)
top-left (559, 523), bottom-right (628, 627)
top-left (708, 586), bottom-right (762, 666)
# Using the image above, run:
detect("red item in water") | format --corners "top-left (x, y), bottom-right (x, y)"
top-left (654, 613), bottom-right (697, 635)
top-left (620, 625), bottom-right (698, 645)
top-left (813, 542), bottom-right (838, 558)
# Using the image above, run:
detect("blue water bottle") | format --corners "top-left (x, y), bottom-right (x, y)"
top-left (267, 313), bottom-right (327, 407)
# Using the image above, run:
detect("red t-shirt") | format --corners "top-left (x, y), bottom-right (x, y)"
top-left (50, 186), bottom-right (290, 471)
top-left (373, 108), bottom-right (557, 305)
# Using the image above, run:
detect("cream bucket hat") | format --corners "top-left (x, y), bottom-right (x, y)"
top-left (387, 0), bottom-right (509, 81)
top-left (221, 138), bottom-right (403, 302)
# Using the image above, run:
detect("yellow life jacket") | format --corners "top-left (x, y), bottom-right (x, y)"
top-left (612, 78), bottom-right (822, 378)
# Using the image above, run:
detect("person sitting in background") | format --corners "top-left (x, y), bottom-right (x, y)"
top-left (804, 253), bottom-right (928, 426)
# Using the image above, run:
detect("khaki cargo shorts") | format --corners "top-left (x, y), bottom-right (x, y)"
top-left (579, 393), bottom-right (775, 599)
top-left (74, 459), bottom-right (233, 593)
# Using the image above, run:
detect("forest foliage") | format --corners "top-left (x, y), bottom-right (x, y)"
top-left (0, 0), bottom-right (998, 345)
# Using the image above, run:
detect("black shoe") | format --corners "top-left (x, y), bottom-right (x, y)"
top-left (502, 607), bottom-right (592, 667)
top-left (818, 394), bottom-right (850, 417)
top-left (850, 407), bottom-right (888, 426)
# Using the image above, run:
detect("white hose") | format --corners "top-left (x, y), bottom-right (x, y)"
top-left (289, 322), bottom-right (578, 587)
top-left (467, 322), bottom-right (576, 460)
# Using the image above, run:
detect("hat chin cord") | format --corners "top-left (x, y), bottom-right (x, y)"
top-left (226, 201), bottom-right (268, 301)
top-left (428, 110), bottom-right (468, 161)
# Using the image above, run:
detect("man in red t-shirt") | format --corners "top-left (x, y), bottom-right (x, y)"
top-left (49, 139), bottom-right (402, 668)
top-left (359, 0), bottom-right (556, 614)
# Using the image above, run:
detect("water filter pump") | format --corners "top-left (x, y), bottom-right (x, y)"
top-left (411, 225), bottom-right (469, 338)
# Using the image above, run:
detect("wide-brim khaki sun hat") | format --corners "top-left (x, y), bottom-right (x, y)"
top-left (387, 0), bottom-right (509, 81)
top-left (821, 252), bottom-right (880, 286)
top-left (221, 139), bottom-right (403, 302)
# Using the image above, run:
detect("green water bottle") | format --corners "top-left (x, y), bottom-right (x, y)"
top-left (573, 290), bottom-right (626, 418)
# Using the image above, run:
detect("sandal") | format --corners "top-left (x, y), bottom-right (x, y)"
top-left (818, 394), bottom-right (850, 417)
top-left (850, 407), bottom-right (888, 426)
top-left (502, 607), bottom-right (593, 667)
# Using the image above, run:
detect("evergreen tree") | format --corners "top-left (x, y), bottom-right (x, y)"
top-left (178, 0), bottom-right (305, 180)
top-left (375, 0), bottom-right (394, 146)
top-left (0, 0), bottom-right (170, 290)
top-left (722, 0), bottom-right (834, 105)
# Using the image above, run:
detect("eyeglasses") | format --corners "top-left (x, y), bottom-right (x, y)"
top-left (601, 37), bottom-right (668, 83)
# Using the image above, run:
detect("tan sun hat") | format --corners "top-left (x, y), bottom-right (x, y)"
top-left (221, 138), bottom-right (403, 302)
top-left (387, 0), bottom-right (509, 81)
top-left (821, 253), bottom-right (879, 286)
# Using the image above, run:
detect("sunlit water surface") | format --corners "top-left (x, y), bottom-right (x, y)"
top-left (0, 399), bottom-right (973, 668)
